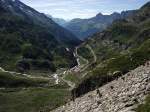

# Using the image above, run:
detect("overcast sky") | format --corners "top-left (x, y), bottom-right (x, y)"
top-left (20, 0), bottom-right (149, 20)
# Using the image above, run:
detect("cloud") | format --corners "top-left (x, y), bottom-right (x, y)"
top-left (20, 0), bottom-right (149, 20)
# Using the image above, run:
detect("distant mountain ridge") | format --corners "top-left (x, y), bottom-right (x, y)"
top-left (46, 15), bottom-right (67, 26)
top-left (64, 10), bottom-right (135, 40)
top-left (49, 11), bottom-right (135, 40)
top-left (0, 0), bottom-right (81, 46)
top-left (45, 9), bottom-right (136, 41)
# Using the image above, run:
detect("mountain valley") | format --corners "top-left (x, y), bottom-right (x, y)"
top-left (0, 0), bottom-right (149, 112)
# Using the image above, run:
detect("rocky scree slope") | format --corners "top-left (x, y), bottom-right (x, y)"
top-left (72, 1), bottom-right (150, 97)
top-left (52, 61), bottom-right (150, 112)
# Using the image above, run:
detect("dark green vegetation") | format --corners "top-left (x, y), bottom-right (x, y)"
top-left (136, 94), bottom-right (150, 112)
top-left (0, 0), bottom-right (150, 112)
top-left (0, 70), bottom-right (49, 87)
top-left (0, 0), bottom-right (80, 111)
top-left (72, 2), bottom-right (150, 97)
top-left (64, 73), bottom-right (80, 84)
top-left (0, 68), bottom-right (71, 112)
top-left (77, 45), bottom-right (93, 62)
top-left (0, 0), bottom-right (81, 73)
top-left (0, 69), bottom-right (71, 112)
top-left (0, 88), bottom-right (71, 112)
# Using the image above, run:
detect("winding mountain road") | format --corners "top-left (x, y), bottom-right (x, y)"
top-left (61, 72), bottom-right (76, 90)
top-left (86, 44), bottom-right (97, 63)
top-left (75, 46), bottom-right (89, 67)
top-left (75, 44), bottom-right (97, 73)
top-left (0, 67), bottom-right (51, 80)
top-left (0, 44), bottom-right (96, 90)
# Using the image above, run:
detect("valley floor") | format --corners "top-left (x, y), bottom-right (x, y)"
top-left (52, 61), bottom-right (150, 112)
top-left (0, 45), bottom-right (94, 112)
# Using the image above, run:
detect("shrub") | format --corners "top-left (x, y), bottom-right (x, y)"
top-left (136, 95), bottom-right (150, 112)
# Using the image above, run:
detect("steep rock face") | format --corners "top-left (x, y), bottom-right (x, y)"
top-left (52, 62), bottom-right (150, 112)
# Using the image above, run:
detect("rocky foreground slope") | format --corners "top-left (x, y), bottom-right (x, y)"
top-left (52, 62), bottom-right (150, 112)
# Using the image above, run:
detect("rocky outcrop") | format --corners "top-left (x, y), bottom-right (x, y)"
top-left (52, 62), bottom-right (150, 112)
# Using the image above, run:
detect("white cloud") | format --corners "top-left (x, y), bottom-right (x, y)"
top-left (20, 0), bottom-right (149, 20)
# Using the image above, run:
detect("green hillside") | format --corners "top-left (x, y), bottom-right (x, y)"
top-left (0, 0), bottom-right (79, 111)
top-left (72, 2), bottom-right (150, 97)
top-left (0, 5), bottom-right (77, 73)
top-left (0, 0), bottom-right (150, 112)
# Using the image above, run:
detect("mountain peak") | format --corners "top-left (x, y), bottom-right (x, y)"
top-left (0, 0), bottom-right (81, 45)
top-left (96, 13), bottom-right (103, 17)
top-left (141, 1), bottom-right (150, 9)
